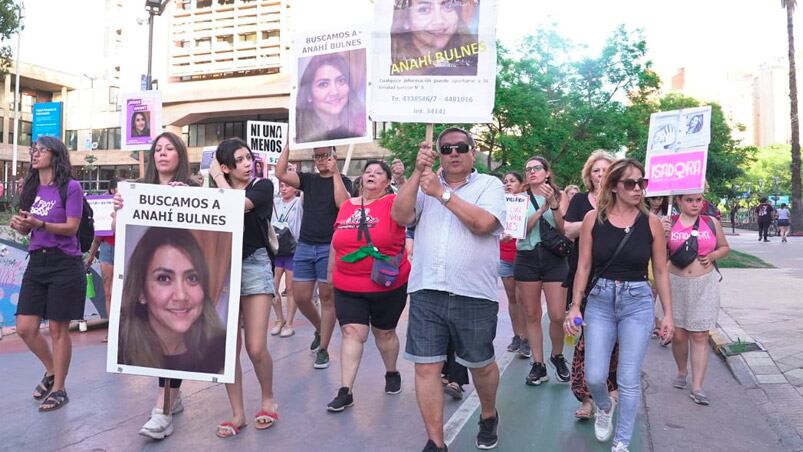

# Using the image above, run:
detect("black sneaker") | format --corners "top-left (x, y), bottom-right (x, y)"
top-left (476, 411), bottom-right (499, 450)
top-left (310, 331), bottom-right (321, 351)
top-left (326, 387), bottom-right (354, 412)
top-left (314, 348), bottom-right (330, 369)
top-left (550, 354), bottom-right (571, 382)
top-left (525, 362), bottom-right (549, 386)
top-left (506, 336), bottom-right (521, 352)
top-left (422, 439), bottom-right (448, 452)
top-left (385, 371), bottom-right (402, 394)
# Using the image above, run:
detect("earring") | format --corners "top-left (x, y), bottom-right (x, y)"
top-left (139, 296), bottom-right (146, 305)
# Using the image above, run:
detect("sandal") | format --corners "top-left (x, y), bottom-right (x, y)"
top-left (270, 320), bottom-right (285, 336)
top-left (254, 410), bottom-right (279, 430)
top-left (216, 421), bottom-right (246, 438)
top-left (650, 328), bottom-right (660, 339)
top-left (444, 382), bottom-right (464, 400)
top-left (574, 401), bottom-right (594, 420)
top-left (33, 373), bottom-right (55, 400)
top-left (39, 390), bottom-right (69, 412)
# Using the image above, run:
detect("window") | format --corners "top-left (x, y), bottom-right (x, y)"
top-left (66, 130), bottom-right (78, 150)
top-left (187, 121), bottom-right (245, 147)
top-left (195, 37), bottom-right (212, 50)
top-left (13, 120), bottom-right (32, 146)
top-left (92, 128), bottom-right (121, 150)
top-left (239, 32), bottom-right (257, 43)
top-left (196, 0), bottom-right (212, 8)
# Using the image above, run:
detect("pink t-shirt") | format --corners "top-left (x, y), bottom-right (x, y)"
top-left (669, 216), bottom-right (717, 257)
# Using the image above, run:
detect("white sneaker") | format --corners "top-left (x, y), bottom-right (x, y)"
top-left (611, 442), bottom-right (629, 452)
top-left (171, 395), bottom-right (184, 415)
top-left (594, 397), bottom-right (617, 442)
top-left (138, 408), bottom-right (174, 440)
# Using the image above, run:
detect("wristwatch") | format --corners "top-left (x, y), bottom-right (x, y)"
top-left (440, 190), bottom-right (452, 205)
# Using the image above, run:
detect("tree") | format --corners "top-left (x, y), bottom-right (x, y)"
top-left (782, 0), bottom-right (803, 229)
top-left (0, 1), bottom-right (23, 76)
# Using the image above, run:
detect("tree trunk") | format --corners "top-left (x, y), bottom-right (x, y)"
top-left (788, 6), bottom-right (803, 230)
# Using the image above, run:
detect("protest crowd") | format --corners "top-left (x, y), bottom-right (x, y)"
top-left (6, 2), bottom-right (737, 451)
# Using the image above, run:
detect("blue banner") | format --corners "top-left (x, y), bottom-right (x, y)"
top-left (32, 102), bottom-right (63, 141)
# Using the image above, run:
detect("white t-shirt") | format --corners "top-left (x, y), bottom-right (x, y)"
top-left (778, 208), bottom-right (790, 220)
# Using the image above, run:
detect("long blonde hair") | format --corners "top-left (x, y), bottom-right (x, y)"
top-left (596, 158), bottom-right (649, 223)
top-left (581, 150), bottom-right (616, 192)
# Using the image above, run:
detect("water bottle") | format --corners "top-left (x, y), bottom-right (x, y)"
top-left (564, 317), bottom-right (584, 346)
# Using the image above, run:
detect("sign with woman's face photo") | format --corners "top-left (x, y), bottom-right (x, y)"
top-left (121, 91), bottom-right (162, 151)
top-left (371, 0), bottom-right (498, 123)
top-left (289, 26), bottom-right (371, 150)
top-left (107, 183), bottom-right (245, 383)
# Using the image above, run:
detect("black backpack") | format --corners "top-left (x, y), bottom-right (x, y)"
top-left (59, 181), bottom-right (95, 253)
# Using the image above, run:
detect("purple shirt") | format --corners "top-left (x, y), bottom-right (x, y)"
top-left (29, 180), bottom-right (83, 256)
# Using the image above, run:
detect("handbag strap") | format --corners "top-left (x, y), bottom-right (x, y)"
top-left (357, 197), bottom-right (374, 246)
top-left (586, 212), bottom-right (641, 297)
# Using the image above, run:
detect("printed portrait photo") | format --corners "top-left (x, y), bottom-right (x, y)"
top-left (295, 49), bottom-right (367, 145)
top-left (130, 110), bottom-right (151, 138)
top-left (390, 0), bottom-right (481, 76)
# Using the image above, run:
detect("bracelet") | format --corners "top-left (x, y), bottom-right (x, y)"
top-left (40, 221), bottom-right (47, 231)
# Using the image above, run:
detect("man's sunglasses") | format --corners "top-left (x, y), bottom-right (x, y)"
top-left (619, 178), bottom-right (649, 191)
top-left (439, 143), bottom-right (472, 155)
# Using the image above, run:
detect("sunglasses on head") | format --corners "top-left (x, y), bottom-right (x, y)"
top-left (439, 143), bottom-right (472, 155)
top-left (618, 178), bottom-right (649, 191)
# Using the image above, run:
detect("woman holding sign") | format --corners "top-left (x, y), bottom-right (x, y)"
top-left (665, 193), bottom-right (729, 406)
top-left (514, 156), bottom-right (570, 387)
top-left (210, 138), bottom-right (279, 438)
top-left (295, 52), bottom-right (366, 144)
top-left (11, 136), bottom-right (86, 412)
top-left (500, 171), bottom-right (528, 357)
top-left (115, 132), bottom-right (200, 440)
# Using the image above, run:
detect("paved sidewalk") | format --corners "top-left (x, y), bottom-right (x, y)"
top-left (713, 229), bottom-right (803, 451)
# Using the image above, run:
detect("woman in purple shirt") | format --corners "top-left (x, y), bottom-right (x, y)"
top-left (11, 136), bottom-right (86, 412)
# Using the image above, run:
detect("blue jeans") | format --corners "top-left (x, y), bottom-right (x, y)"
top-left (584, 278), bottom-right (654, 446)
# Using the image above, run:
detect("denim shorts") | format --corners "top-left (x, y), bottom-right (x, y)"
top-left (99, 241), bottom-right (114, 265)
top-left (404, 290), bottom-right (498, 368)
top-left (241, 248), bottom-right (275, 297)
top-left (293, 241), bottom-right (330, 283)
top-left (497, 260), bottom-right (514, 278)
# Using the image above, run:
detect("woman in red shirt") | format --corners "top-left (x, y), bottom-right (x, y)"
top-left (500, 172), bottom-right (528, 357)
top-left (325, 160), bottom-right (411, 412)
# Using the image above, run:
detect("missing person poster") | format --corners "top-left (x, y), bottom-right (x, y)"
top-left (247, 121), bottom-right (287, 165)
top-left (370, 0), bottom-right (498, 123)
top-left (107, 183), bottom-right (244, 384)
top-left (121, 91), bottom-right (162, 151)
top-left (87, 195), bottom-right (115, 237)
top-left (504, 193), bottom-right (527, 239)
top-left (289, 25), bottom-right (372, 149)
top-left (645, 106), bottom-right (712, 196)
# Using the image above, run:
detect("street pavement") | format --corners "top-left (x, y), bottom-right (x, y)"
top-left (0, 230), bottom-right (796, 451)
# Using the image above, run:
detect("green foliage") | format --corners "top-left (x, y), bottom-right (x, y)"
top-left (728, 144), bottom-right (792, 201)
top-left (0, 0), bottom-right (23, 76)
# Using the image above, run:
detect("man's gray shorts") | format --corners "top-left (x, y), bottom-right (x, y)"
top-left (404, 290), bottom-right (498, 368)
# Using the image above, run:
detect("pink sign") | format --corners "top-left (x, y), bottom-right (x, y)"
top-left (645, 149), bottom-right (707, 196)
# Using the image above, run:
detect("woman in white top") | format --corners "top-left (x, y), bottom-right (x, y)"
top-left (777, 203), bottom-right (791, 243)
top-left (271, 178), bottom-right (304, 337)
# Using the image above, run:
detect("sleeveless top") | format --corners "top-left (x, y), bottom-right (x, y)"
top-left (591, 213), bottom-right (653, 281)
top-left (669, 216), bottom-right (717, 257)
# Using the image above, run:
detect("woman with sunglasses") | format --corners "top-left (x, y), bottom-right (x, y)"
top-left (515, 156), bottom-right (571, 386)
top-left (563, 150), bottom-right (617, 420)
top-left (665, 193), bottom-right (729, 406)
top-left (565, 159), bottom-right (673, 452)
top-left (11, 136), bottom-right (86, 412)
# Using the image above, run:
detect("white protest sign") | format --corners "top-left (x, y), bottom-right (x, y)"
top-left (107, 183), bottom-right (244, 384)
top-left (504, 194), bottom-right (528, 239)
top-left (289, 25), bottom-right (371, 149)
top-left (246, 121), bottom-right (287, 165)
top-left (87, 195), bottom-right (115, 236)
top-left (370, 0), bottom-right (498, 123)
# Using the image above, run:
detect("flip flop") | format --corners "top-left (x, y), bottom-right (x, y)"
top-left (216, 422), bottom-right (246, 438)
top-left (254, 410), bottom-right (279, 430)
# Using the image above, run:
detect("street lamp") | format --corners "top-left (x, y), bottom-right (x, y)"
top-left (10, 3), bottom-right (23, 202)
top-left (138, 0), bottom-right (171, 176)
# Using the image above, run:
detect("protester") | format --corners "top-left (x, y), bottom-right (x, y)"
top-left (647, 195), bottom-right (670, 345)
top-left (391, 158), bottom-right (407, 193)
top-left (392, 127), bottom-right (506, 451)
top-left (665, 193), bottom-right (729, 406)
top-left (515, 156), bottom-right (570, 386)
top-left (442, 345), bottom-right (469, 401)
top-left (271, 178), bottom-right (304, 337)
top-left (756, 197), bottom-right (774, 242)
top-left (86, 178), bottom-right (118, 342)
top-left (564, 184), bottom-right (580, 203)
top-left (729, 202), bottom-right (739, 234)
top-left (276, 145), bottom-right (353, 369)
top-left (565, 158), bottom-right (674, 452)
top-left (563, 150), bottom-right (616, 420)
top-left (209, 138), bottom-right (279, 437)
top-left (295, 53), bottom-right (366, 143)
top-left (114, 131), bottom-right (200, 440)
top-left (325, 160), bottom-right (410, 412)
top-left (501, 172), bottom-right (528, 357)
top-left (117, 227), bottom-right (226, 373)
top-left (777, 203), bottom-right (791, 242)
top-left (11, 136), bottom-right (86, 412)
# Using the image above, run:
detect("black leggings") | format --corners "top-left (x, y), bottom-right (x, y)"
top-left (158, 378), bottom-right (183, 389)
top-left (758, 221), bottom-right (770, 240)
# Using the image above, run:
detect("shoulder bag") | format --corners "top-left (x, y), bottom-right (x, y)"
top-left (528, 190), bottom-right (574, 257)
top-left (668, 217), bottom-right (700, 269)
top-left (582, 213), bottom-right (640, 307)
top-left (272, 200), bottom-right (298, 257)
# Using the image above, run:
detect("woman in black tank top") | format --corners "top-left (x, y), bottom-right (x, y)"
top-left (563, 159), bottom-right (674, 450)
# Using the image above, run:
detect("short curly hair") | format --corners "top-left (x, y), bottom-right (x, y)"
top-left (581, 150), bottom-right (616, 192)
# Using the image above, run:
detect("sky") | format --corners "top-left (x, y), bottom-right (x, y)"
top-left (7, 0), bottom-right (796, 91)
